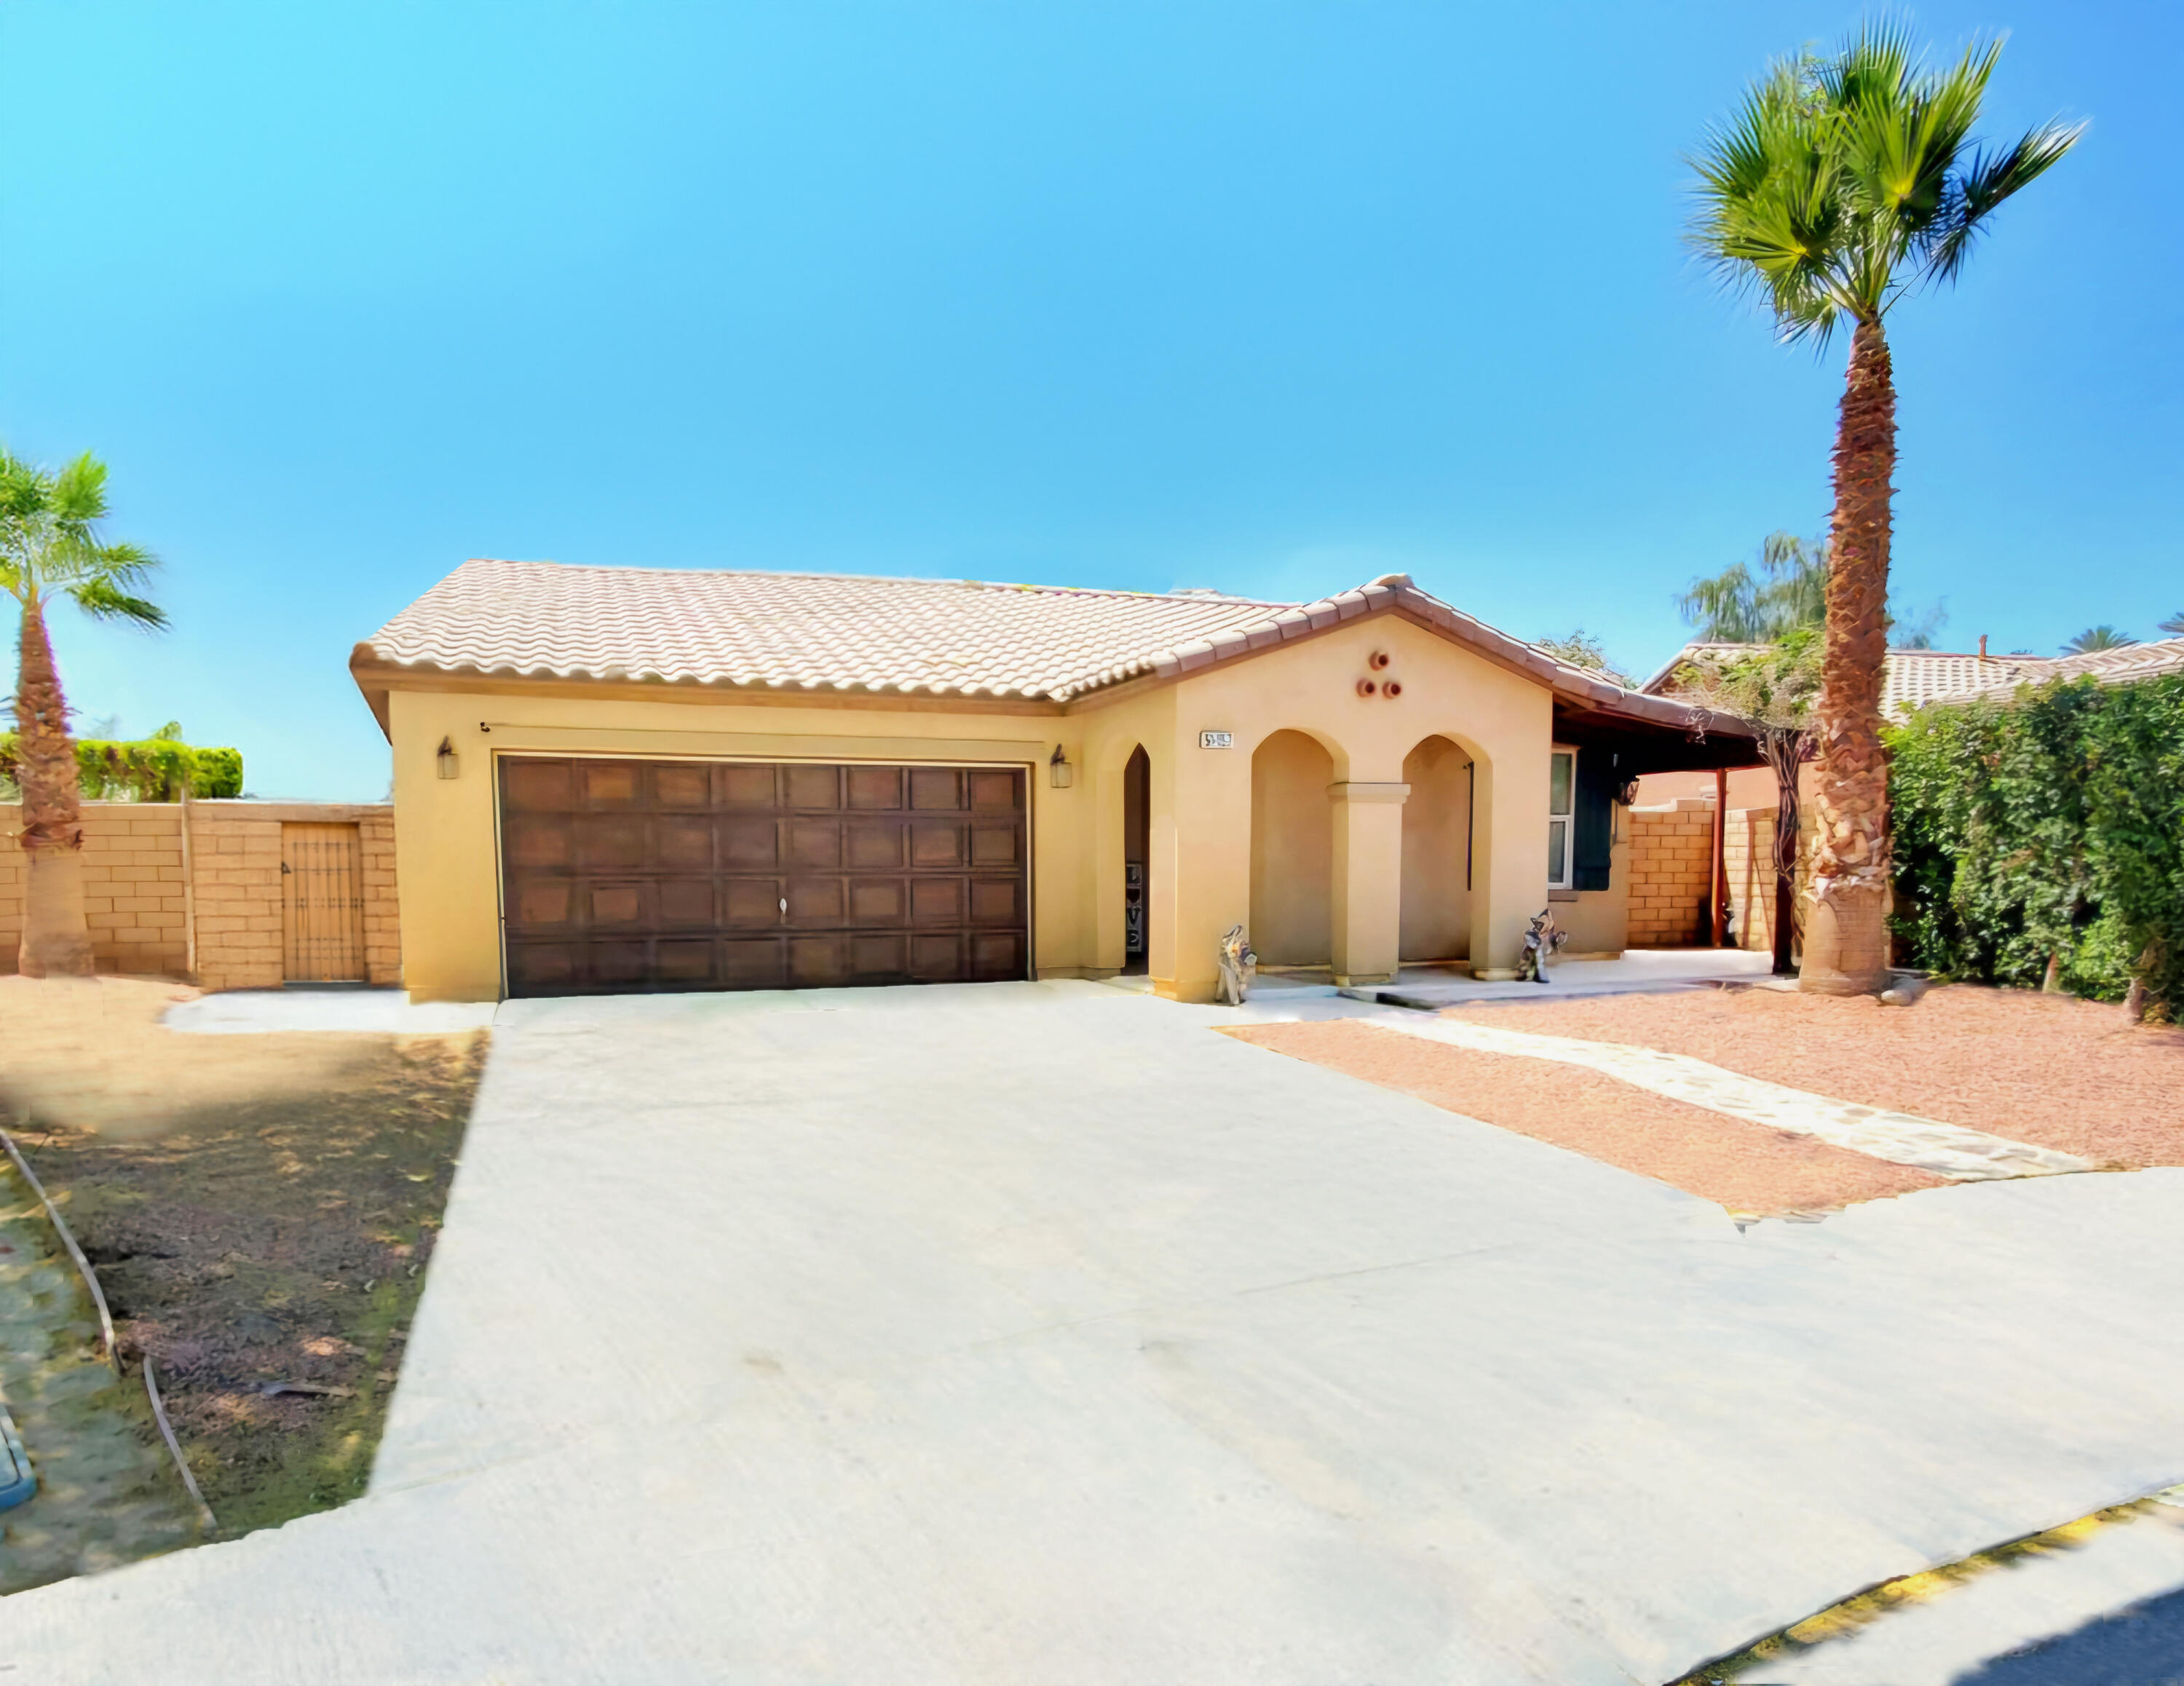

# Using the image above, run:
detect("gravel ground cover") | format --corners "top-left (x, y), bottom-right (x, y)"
top-left (1444, 984), bottom-right (2184, 1169)
top-left (1224, 1020), bottom-right (1943, 1214)
top-left (0, 977), bottom-right (484, 1557)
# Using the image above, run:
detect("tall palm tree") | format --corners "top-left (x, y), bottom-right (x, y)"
top-left (0, 449), bottom-right (165, 976)
top-left (2062, 625), bottom-right (2136, 654)
top-left (1688, 27), bottom-right (2079, 994)
top-left (2161, 612), bottom-right (2184, 638)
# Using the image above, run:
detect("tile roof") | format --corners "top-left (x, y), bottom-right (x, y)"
top-left (354, 558), bottom-right (1725, 734)
top-left (1643, 638), bottom-right (2184, 722)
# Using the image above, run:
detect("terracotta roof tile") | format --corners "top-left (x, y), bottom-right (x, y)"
top-left (1642, 638), bottom-right (2184, 722)
top-left (357, 557), bottom-right (1725, 735)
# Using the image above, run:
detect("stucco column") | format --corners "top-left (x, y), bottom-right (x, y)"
top-left (1328, 780), bottom-right (1407, 986)
top-left (1470, 747), bottom-right (1551, 980)
top-left (1155, 724), bottom-right (1250, 1002)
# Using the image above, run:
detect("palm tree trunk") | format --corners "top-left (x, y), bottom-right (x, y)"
top-left (1800, 317), bottom-right (1896, 994)
top-left (14, 596), bottom-right (94, 977)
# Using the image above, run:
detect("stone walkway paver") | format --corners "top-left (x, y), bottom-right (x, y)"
top-left (1332, 1013), bottom-right (2094, 1182)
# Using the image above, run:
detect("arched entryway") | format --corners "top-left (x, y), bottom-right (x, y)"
top-left (1121, 745), bottom-right (1150, 975)
top-left (1400, 735), bottom-right (1473, 965)
top-left (1250, 729), bottom-right (1334, 966)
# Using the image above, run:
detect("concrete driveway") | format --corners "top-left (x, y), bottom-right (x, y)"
top-left (6, 981), bottom-right (2182, 1683)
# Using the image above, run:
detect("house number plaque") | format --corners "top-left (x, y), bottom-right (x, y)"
top-left (1198, 730), bottom-right (1233, 749)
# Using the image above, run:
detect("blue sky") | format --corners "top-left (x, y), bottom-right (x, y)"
top-left (4, 1), bottom-right (2176, 799)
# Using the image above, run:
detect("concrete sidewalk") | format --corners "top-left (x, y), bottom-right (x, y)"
top-left (5, 981), bottom-right (2180, 1683)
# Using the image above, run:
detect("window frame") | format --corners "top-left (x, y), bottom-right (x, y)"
top-left (1547, 745), bottom-right (1577, 890)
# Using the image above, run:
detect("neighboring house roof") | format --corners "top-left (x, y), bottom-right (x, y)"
top-left (352, 558), bottom-right (1731, 737)
top-left (1642, 638), bottom-right (2184, 722)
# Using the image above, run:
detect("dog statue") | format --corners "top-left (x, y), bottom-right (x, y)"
top-left (1515, 909), bottom-right (1565, 984)
top-left (1216, 924), bottom-right (1258, 1005)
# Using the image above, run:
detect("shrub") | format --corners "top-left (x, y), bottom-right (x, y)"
top-left (1889, 673), bottom-right (2184, 1015)
top-left (0, 734), bottom-right (245, 801)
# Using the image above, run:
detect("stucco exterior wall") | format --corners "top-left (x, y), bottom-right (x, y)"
top-left (377, 609), bottom-right (1572, 1002)
top-left (1, 801), bottom-right (400, 989)
top-left (1250, 730), bottom-right (1336, 965)
top-left (1398, 735), bottom-right (1472, 963)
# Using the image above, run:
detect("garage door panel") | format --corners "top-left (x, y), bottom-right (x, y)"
top-left (657, 815), bottom-right (713, 868)
top-left (911, 878), bottom-right (966, 925)
top-left (788, 819), bottom-right (841, 868)
top-left (909, 768), bottom-right (960, 810)
top-left (849, 879), bottom-right (905, 923)
top-left (791, 935), bottom-right (855, 985)
top-left (513, 879), bottom-right (573, 927)
top-left (909, 933), bottom-right (963, 979)
top-left (507, 942), bottom-right (578, 990)
top-left (657, 879), bottom-right (716, 926)
top-left (500, 756), bottom-right (1026, 998)
top-left (788, 878), bottom-right (844, 922)
top-left (851, 934), bottom-right (907, 978)
top-left (846, 766), bottom-right (901, 810)
top-left (654, 764), bottom-right (712, 809)
top-left (589, 882), bottom-right (649, 927)
top-left (847, 821), bottom-right (903, 868)
top-left (504, 760), bottom-right (574, 812)
top-left (590, 940), bottom-right (654, 985)
top-left (722, 938), bottom-right (786, 987)
top-left (970, 932), bottom-right (1024, 980)
top-left (969, 878), bottom-right (1021, 925)
top-left (909, 822), bottom-right (962, 867)
top-left (654, 939), bottom-right (714, 983)
top-left (576, 815), bottom-right (648, 869)
top-left (505, 816), bottom-right (570, 870)
top-left (723, 818), bottom-right (780, 868)
top-left (580, 762), bottom-right (644, 808)
top-left (785, 764), bottom-right (841, 810)
top-left (968, 770), bottom-right (1019, 811)
top-left (721, 764), bottom-right (778, 807)
top-left (970, 822), bottom-right (1019, 866)
top-left (724, 880), bottom-right (783, 927)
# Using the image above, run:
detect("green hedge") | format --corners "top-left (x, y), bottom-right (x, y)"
top-left (1889, 673), bottom-right (2184, 1015)
top-left (0, 735), bottom-right (245, 801)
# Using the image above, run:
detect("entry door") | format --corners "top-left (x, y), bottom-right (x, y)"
top-left (498, 757), bottom-right (1030, 997)
top-left (281, 822), bottom-right (367, 981)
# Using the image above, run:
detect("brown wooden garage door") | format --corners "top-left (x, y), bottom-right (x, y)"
top-left (499, 757), bottom-right (1029, 997)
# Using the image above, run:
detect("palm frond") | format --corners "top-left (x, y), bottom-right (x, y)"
top-left (67, 577), bottom-right (168, 628)
top-left (1923, 119), bottom-right (2085, 284)
top-left (1690, 24), bottom-right (2074, 338)
top-left (51, 452), bottom-right (112, 524)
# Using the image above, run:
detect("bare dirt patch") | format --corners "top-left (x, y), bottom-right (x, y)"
top-left (0, 976), bottom-right (484, 1556)
top-left (1224, 1020), bottom-right (1942, 1215)
top-left (1444, 984), bottom-right (2184, 1168)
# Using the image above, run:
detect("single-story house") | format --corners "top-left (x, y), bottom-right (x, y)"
top-left (351, 560), bottom-right (1756, 1002)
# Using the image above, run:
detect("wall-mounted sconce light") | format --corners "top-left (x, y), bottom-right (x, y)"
top-left (1048, 744), bottom-right (1075, 788)
top-left (437, 737), bottom-right (461, 780)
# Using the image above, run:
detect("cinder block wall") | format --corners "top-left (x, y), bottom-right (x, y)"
top-left (0, 801), bottom-right (400, 990)
top-left (1625, 800), bottom-right (1715, 946)
top-left (1723, 806), bottom-right (1816, 954)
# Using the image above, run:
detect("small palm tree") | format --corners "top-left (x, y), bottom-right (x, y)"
top-left (1688, 25), bottom-right (2079, 994)
top-left (2062, 625), bottom-right (2137, 654)
top-left (2157, 612), bottom-right (2184, 638)
top-left (0, 449), bottom-right (165, 976)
